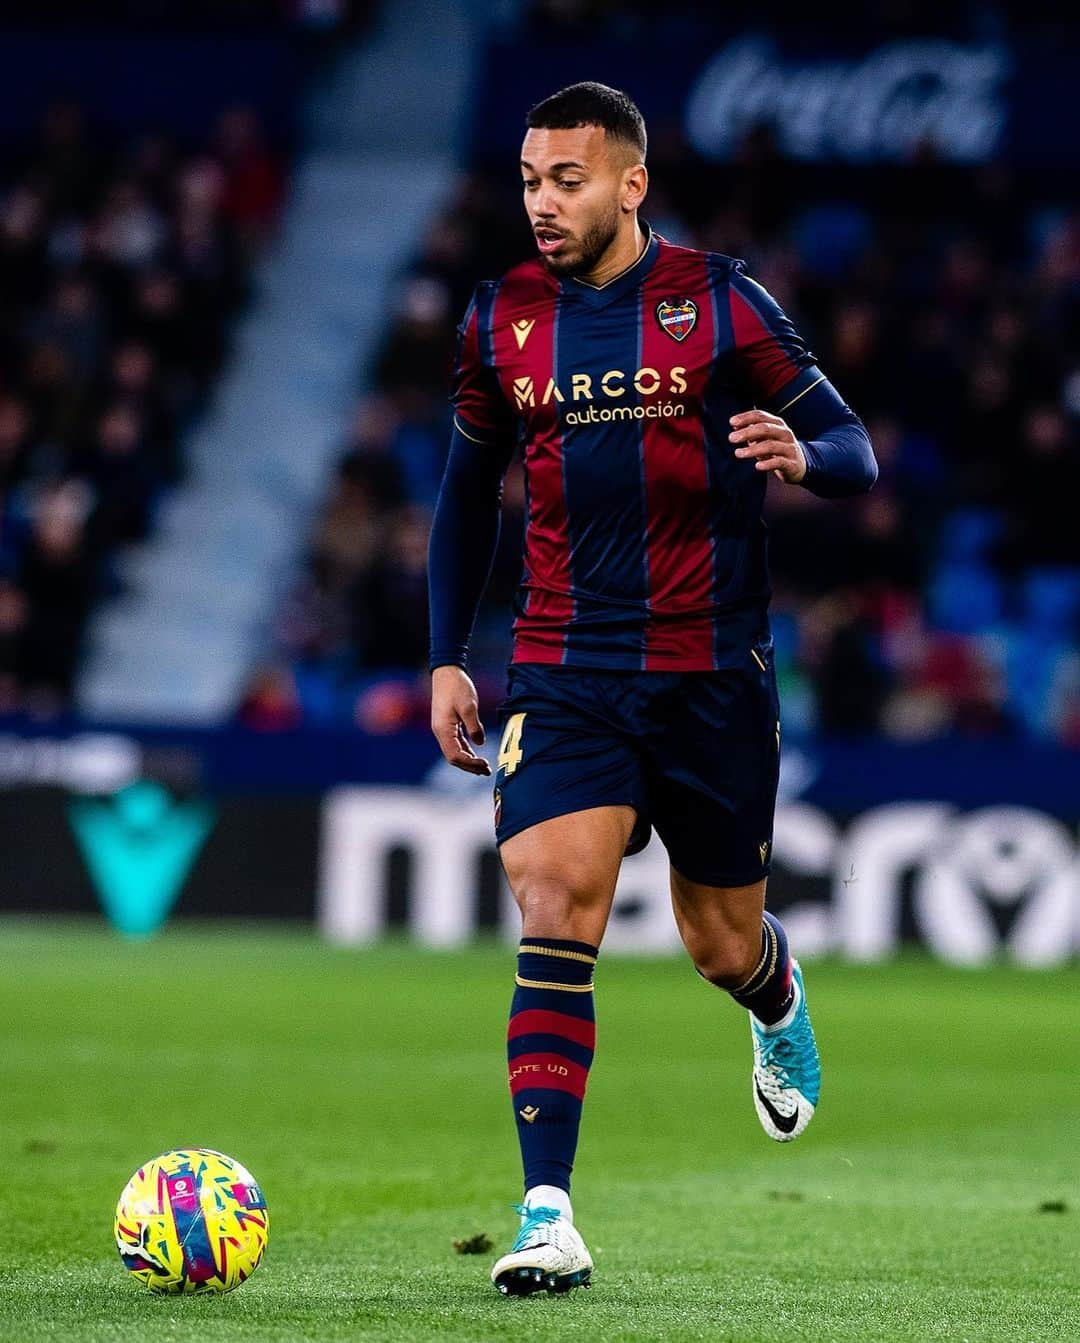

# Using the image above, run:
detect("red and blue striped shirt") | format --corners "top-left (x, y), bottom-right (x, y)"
top-left (431, 224), bottom-right (876, 673)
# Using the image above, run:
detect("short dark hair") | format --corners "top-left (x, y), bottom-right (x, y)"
top-left (526, 82), bottom-right (646, 162)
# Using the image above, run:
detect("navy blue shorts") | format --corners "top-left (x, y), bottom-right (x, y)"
top-left (493, 646), bottom-right (781, 888)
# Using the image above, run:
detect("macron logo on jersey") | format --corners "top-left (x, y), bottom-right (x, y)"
top-left (511, 319), bottom-right (535, 350)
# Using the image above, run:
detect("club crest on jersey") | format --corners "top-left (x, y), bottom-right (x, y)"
top-left (656, 297), bottom-right (698, 342)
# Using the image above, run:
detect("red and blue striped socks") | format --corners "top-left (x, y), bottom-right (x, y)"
top-left (507, 938), bottom-right (598, 1199)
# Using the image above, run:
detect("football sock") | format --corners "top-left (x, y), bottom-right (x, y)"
top-left (523, 1183), bottom-right (573, 1223)
top-left (508, 937), bottom-right (598, 1197)
top-left (729, 911), bottom-right (794, 1026)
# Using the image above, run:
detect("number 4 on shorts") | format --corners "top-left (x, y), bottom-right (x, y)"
top-left (497, 712), bottom-right (526, 775)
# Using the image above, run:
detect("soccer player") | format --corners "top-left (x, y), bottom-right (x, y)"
top-left (427, 82), bottom-right (877, 1296)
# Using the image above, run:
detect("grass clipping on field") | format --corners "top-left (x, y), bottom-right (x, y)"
top-left (453, 1233), bottom-right (493, 1255)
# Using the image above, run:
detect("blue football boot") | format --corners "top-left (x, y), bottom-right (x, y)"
top-left (750, 960), bottom-right (821, 1142)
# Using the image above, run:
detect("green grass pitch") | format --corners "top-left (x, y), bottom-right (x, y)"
top-left (0, 918), bottom-right (1074, 1342)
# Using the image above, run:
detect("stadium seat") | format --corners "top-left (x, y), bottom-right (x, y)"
top-left (928, 563), bottom-right (1005, 635)
top-left (938, 508), bottom-right (1004, 564)
top-left (1023, 568), bottom-right (1080, 638)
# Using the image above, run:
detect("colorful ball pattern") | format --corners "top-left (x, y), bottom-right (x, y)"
top-left (114, 1148), bottom-right (269, 1293)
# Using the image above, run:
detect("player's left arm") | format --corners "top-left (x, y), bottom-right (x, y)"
top-left (727, 267), bottom-right (878, 497)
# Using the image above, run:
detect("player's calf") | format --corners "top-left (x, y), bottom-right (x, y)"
top-left (507, 938), bottom-right (598, 1205)
top-left (728, 910), bottom-right (795, 1024)
top-left (495, 938), bottom-right (598, 1296)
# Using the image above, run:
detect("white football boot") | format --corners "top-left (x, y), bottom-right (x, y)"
top-left (491, 1203), bottom-right (593, 1295)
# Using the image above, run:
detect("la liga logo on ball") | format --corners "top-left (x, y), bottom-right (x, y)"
top-left (114, 1148), bottom-right (269, 1294)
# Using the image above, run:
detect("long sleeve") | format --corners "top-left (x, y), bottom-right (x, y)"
top-left (780, 379), bottom-right (878, 498)
top-left (428, 285), bottom-right (521, 670)
top-left (427, 420), bottom-right (515, 671)
top-left (797, 418), bottom-right (878, 498)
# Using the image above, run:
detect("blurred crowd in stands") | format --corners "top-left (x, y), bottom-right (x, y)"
top-left (519, 0), bottom-right (1065, 38)
top-left (250, 53), bottom-right (1080, 743)
top-left (0, 101), bottom-right (283, 714)
top-left (13, 2), bottom-right (373, 30)
top-left (2, 11), bottom-right (1074, 747)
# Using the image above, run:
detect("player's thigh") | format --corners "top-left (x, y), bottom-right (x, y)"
top-left (500, 805), bottom-right (638, 945)
top-left (647, 655), bottom-right (780, 890)
top-left (669, 865), bottom-right (767, 984)
top-left (493, 666), bottom-right (648, 864)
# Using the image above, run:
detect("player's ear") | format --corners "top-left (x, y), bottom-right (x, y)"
top-left (621, 162), bottom-right (647, 214)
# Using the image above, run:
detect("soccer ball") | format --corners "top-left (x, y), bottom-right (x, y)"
top-left (114, 1148), bottom-right (269, 1293)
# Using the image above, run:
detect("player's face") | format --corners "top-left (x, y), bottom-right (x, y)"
top-left (521, 126), bottom-right (632, 278)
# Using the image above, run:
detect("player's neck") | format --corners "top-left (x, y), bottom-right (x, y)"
top-left (576, 218), bottom-right (647, 289)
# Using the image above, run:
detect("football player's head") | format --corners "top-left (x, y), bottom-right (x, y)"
top-left (521, 81), bottom-right (648, 278)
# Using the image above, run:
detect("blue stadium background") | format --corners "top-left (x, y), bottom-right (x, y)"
top-left (0, 0), bottom-right (1075, 962)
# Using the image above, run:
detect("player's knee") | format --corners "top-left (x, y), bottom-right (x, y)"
top-left (688, 933), bottom-right (761, 989)
top-left (515, 871), bottom-right (606, 937)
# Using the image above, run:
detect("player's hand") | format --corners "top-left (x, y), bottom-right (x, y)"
top-left (430, 665), bottom-right (492, 776)
top-left (730, 410), bottom-right (807, 484)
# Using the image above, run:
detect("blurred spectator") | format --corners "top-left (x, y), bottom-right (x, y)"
top-left (80, 403), bottom-right (156, 546)
top-left (0, 579), bottom-right (28, 713)
top-left (215, 106), bottom-right (285, 250)
top-left (236, 663), bottom-right (304, 732)
top-left (16, 481), bottom-right (96, 709)
top-left (349, 506), bottom-right (431, 671)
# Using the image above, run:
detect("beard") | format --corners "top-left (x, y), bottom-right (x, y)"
top-left (540, 202), bottom-right (622, 279)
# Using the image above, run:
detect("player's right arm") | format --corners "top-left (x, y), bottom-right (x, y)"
top-left (428, 288), bottom-right (517, 776)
